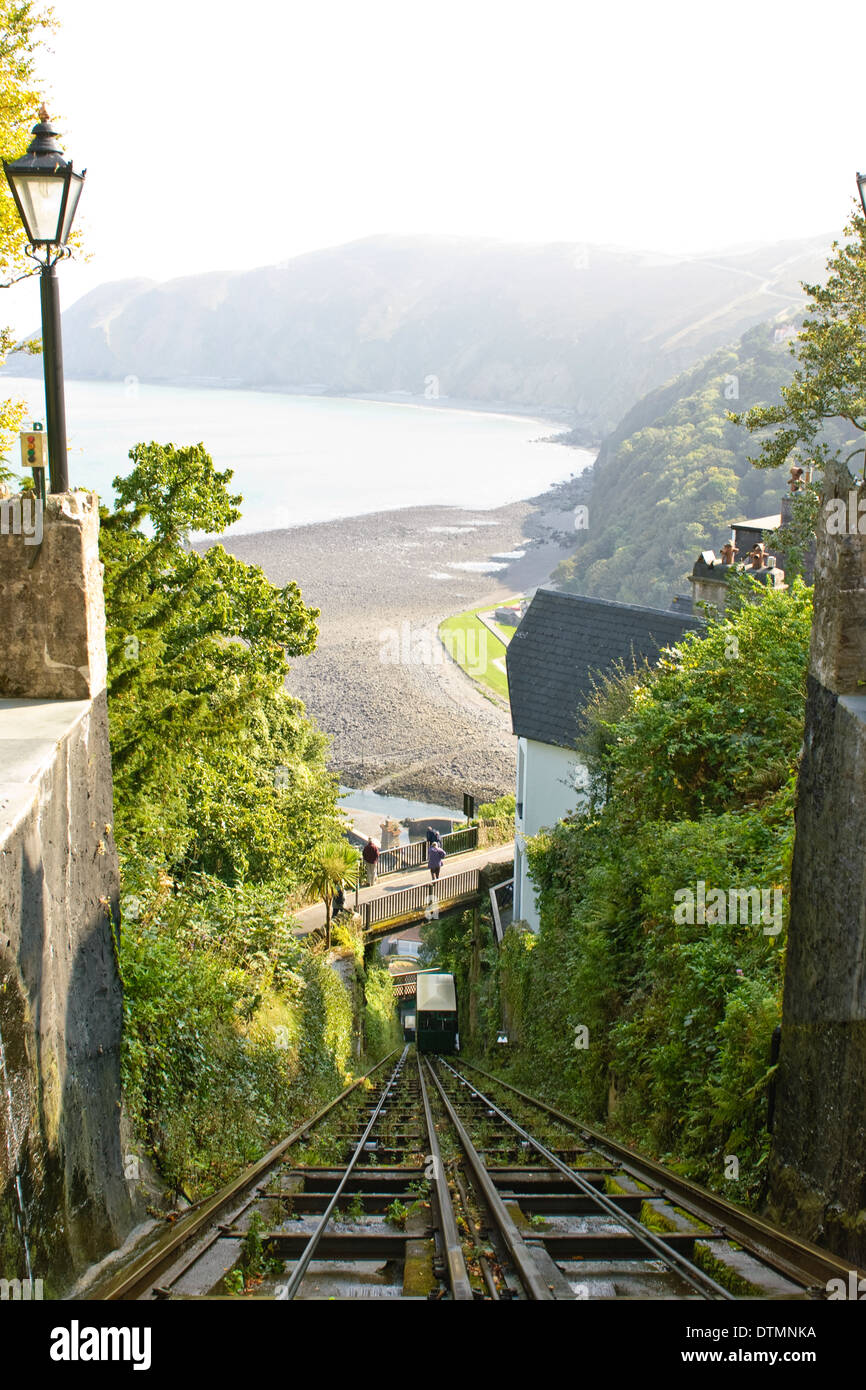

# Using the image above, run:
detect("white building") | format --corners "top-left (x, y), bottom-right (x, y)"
top-left (506, 589), bottom-right (703, 932)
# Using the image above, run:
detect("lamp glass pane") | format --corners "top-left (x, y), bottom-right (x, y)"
top-left (9, 171), bottom-right (64, 242)
top-left (58, 175), bottom-right (83, 244)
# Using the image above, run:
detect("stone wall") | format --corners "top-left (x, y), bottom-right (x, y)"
top-left (0, 492), bottom-right (136, 1292)
top-left (767, 461), bottom-right (866, 1265)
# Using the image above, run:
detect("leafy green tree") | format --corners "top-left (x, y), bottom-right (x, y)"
top-left (735, 210), bottom-right (866, 482)
top-left (101, 440), bottom-right (339, 881)
top-left (306, 840), bottom-right (361, 949)
top-left (609, 577), bottom-right (812, 823)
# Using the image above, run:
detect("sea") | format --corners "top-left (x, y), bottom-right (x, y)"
top-left (1, 376), bottom-right (589, 535)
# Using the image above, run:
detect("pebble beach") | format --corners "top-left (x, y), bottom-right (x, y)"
top-left (214, 479), bottom-right (589, 805)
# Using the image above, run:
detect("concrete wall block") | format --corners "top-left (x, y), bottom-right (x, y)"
top-left (0, 491), bottom-right (107, 700)
top-left (784, 682), bottom-right (866, 1021)
top-left (0, 693), bottom-right (135, 1288)
top-left (769, 458), bottom-right (866, 1265)
top-left (809, 463), bottom-right (866, 696)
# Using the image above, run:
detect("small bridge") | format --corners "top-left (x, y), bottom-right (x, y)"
top-left (293, 843), bottom-right (514, 942)
top-left (363, 867), bottom-right (481, 940)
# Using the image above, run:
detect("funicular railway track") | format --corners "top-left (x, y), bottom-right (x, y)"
top-left (92, 1050), bottom-right (862, 1303)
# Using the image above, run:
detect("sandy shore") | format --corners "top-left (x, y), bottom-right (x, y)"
top-left (213, 474), bottom-right (591, 804)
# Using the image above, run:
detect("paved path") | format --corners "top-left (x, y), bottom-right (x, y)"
top-left (293, 841), bottom-right (514, 935)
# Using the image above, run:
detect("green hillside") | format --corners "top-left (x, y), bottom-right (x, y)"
top-left (553, 322), bottom-right (799, 609)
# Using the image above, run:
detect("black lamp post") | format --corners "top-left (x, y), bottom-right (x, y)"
top-left (3, 106), bottom-right (85, 494)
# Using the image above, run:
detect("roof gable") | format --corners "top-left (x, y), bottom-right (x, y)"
top-left (506, 588), bottom-right (704, 749)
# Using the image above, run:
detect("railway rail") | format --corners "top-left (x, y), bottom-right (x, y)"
top-left (90, 1051), bottom-right (862, 1302)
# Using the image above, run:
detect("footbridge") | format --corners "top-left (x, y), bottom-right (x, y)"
top-left (293, 842), bottom-right (513, 940)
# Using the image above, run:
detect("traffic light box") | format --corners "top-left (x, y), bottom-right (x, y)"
top-left (20, 423), bottom-right (48, 471)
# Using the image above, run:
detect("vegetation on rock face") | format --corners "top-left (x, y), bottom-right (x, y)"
top-left (436, 585), bottom-right (812, 1206)
top-left (554, 322), bottom-right (800, 609)
top-left (120, 866), bottom-right (399, 1198)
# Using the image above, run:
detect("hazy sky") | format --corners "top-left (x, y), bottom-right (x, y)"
top-left (3, 0), bottom-right (864, 333)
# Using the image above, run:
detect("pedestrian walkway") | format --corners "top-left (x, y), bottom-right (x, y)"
top-left (293, 841), bottom-right (514, 935)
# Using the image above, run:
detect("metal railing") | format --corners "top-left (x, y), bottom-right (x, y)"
top-left (363, 868), bottom-right (480, 928)
top-left (377, 824), bottom-right (479, 877)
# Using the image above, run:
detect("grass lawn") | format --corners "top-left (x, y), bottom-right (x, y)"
top-left (438, 599), bottom-right (521, 702)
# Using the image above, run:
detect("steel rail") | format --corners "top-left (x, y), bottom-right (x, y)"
top-left (438, 1057), bottom-right (734, 1301)
top-left (278, 1048), bottom-right (410, 1300)
top-left (452, 1167), bottom-right (500, 1300)
top-left (424, 1059), bottom-right (554, 1300)
top-left (93, 1049), bottom-right (398, 1301)
top-left (415, 1054), bottom-right (474, 1300)
top-left (455, 1059), bottom-right (864, 1293)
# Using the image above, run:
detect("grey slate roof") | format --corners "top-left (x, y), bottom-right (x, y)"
top-left (506, 588), bottom-right (704, 750)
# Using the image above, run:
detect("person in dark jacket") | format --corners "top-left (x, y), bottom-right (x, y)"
top-left (362, 837), bottom-right (380, 886)
top-left (428, 840), bottom-right (446, 881)
top-left (425, 826), bottom-right (441, 845)
top-left (333, 885), bottom-right (346, 916)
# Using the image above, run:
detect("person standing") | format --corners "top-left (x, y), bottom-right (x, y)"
top-left (428, 839), bottom-right (446, 882)
top-left (362, 837), bottom-right (380, 887)
top-left (426, 826), bottom-right (441, 846)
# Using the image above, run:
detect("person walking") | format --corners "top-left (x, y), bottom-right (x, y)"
top-left (428, 839), bottom-right (446, 882)
top-left (426, 826), bottom-right (441, 846)
top-left (362, 837), bottom-right (380, 887)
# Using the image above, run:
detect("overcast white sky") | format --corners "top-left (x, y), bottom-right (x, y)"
top-left (3, 0), bottom-right (864, 333)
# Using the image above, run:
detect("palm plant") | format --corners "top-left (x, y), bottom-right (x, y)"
top-left (306, 840), bottom-right (361, 949)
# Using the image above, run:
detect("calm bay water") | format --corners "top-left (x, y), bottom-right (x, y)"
top-left (1, 376), bottom-right (585, 535)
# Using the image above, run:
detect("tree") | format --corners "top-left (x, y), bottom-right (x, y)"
top-left (0, 3), bottom-right (56, 461)
top-left (100, 440), bottom-right (339, 881)
top-left (306, 840), bottom-right (361, 950)
top-left (734, 210), bottom-right (866, 483)
top-left (608, 578), bottom-right (812, 824)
